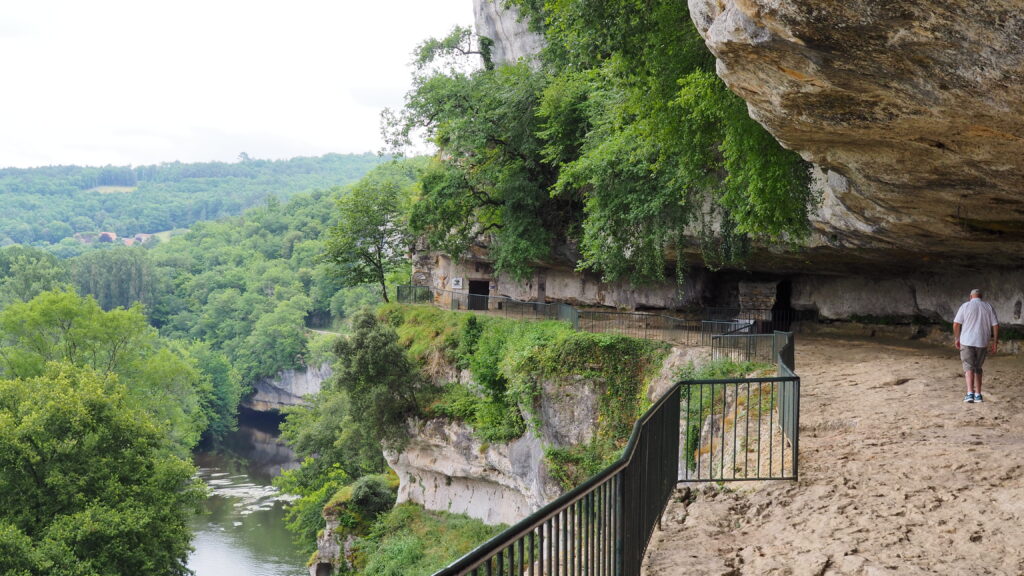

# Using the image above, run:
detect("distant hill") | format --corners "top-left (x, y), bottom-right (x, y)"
top-left (0, 153), bottom-right (386, 245)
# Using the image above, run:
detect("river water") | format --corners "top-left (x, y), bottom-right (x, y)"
top-left (188, 410), bottom-right (308, 576)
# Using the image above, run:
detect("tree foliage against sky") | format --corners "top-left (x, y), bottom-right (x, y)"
top-left (324, 160), bottom-right (422, 303)
top-left (388, 0), bottom-right (815, 284)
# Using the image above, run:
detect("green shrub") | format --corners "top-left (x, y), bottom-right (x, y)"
top-left (356, 503), bottom-right (505, 576)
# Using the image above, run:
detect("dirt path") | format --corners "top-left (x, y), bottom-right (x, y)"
top-left (643, 334), bottom-right (1024, 575)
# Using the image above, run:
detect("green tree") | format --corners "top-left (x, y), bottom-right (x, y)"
top-left (0, 245), bottom-right (70, 308)
top-left (332, 309), bottom-right (426, 450)
top-left (0, 290), bottom-right (208, 451)
top-left (187, 340), bottom-right (245, 442)
top-left (324, 163), bottom-right (418, 303)
top-left (0, 364), bottom-right (205, 576)
top-left (390, 2), bottom-right (815, 285)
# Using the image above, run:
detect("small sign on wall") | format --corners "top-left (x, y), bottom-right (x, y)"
top-left (451, 277), bottom-right (464, 289)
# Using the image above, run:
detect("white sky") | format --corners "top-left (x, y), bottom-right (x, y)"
top-left (0, 0), bottom-right (475, 168)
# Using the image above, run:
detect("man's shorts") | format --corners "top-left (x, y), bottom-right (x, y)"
top-left (961, 345), bottom-right (988, 374)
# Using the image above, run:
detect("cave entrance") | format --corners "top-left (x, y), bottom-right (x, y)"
top-left (772, 279), bottom-right (794, 331)
top-left (468, 280), bottom-right (490, 311)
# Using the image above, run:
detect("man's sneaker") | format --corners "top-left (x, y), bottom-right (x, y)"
top-left (964, 393), bottom-right (975, 403)
top-left (974, 393), bottom-right (983, 402)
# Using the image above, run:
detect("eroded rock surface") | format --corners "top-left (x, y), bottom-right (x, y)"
top-left (691, 0), bottom-right (1024, 271)
top-left (474, 0), bottom-right (544, 65)
top-left (243, 363), bottom-right (332, 412)
top-left (386, 419), bottom-right (555, 526)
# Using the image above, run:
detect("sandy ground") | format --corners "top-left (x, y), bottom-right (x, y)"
top-left (643, 333), bottom-right (1024, 576)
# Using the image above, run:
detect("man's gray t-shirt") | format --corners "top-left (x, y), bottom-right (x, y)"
top-left (954, 298), bottom-right (999, 347)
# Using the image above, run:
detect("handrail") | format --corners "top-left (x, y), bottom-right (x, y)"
top-left (433, 372), bottom-right (682, 575)
top-left (431, 336), bottom-right (799, 575)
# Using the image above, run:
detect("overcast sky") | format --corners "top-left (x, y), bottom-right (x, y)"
top-left (0, 0), bottom-right (475, 169)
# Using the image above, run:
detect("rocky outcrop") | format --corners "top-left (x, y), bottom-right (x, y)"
top-left (243, 363), bottom-right (332, 412)
top-left (386, 345), bottom-right (701, 526)
top-left (473, 0), bottom-right (544, 65)
top-left (384, 371), bottom-right (603, 526)
top-left (689, 0), bottom-right (1024, 273)
top-left (386, 419), bottom-right (555, 526)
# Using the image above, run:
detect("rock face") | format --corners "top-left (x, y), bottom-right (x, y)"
top-left (791, 270), bottom-right (1024, 324)
top-left (386, 419), bottom-right (556, 526)
top-left (384, 371), bottom-right (601, 526)
top-left (689, 0), bottom-right (1024, 272)
top-left (243, 363), bottom-right (332, 412)
top-left (473, 0), bottom-right (544, 65)
top-left (386, 347), bottom-right (699, 526)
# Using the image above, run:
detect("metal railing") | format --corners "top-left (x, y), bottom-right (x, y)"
top-left (397, 285), bottom-right (711, 346)
top-left (705, 307), bottom-right (817, 333)
top-left (432, 335), bottom-right (799, 576)
top-left (433, 385), bottom-right (681, 576)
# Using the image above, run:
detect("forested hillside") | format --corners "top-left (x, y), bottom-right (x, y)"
top-left (0, 159), bottom-right (423, 385)
top-left (0, 153), bottom-right (384, 246)
top-left (0, 157), bottom-right (422, 574)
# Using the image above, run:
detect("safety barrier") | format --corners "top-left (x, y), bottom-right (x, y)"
top-left (431, 332), bottom-right (799, 575)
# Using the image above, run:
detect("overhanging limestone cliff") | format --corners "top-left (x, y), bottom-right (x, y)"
top-left (690, 0), bottom-right (1024, 272)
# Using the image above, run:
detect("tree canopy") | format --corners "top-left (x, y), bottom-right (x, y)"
top-left (324, 161), bottom-right (422, 303)
top-left (387, 0), bottom-right (816, 284)
top-left (0, 364), bottom-right (205, 576)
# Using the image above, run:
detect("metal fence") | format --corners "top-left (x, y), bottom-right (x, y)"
top-left (433, 386), bottom-right (681, 576)
top-left (431, 335), bottom-right (799, 576)
top-left (705, 307), bottom-right (817, 333)
top-left (396, 285), bottom-right (704, 346)
top-left (680, 375), bottom-right (798, 481)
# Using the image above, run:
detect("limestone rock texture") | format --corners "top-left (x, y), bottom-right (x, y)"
top-left (473, 0), bottom-right (544, 65)
top-left (242, 363), bottom-right (331, 412)
top-left (689, 0), bottom-right (1024, 273)
top-left (386, 419), bottom-right (555, 526)
top-left (384, 370), bottom-right (601, 526)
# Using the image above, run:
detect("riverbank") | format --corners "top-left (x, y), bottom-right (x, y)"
top-left (643, 334), bottom-right (1024, 575)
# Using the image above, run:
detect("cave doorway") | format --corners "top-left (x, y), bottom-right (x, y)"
top-left (772, 280), bottom-right (794, 331)
top-left (468, 280), bottom-right (490, 311)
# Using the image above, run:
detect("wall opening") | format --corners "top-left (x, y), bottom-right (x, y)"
top-left (772, 280), bottom-right (794, 331)
top-left (468, 280), bottom-right (490, 311)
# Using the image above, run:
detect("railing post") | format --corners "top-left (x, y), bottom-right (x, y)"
top-left (614, 473), bottom-right (625, 576)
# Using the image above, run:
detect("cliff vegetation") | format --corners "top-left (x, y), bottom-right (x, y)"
top-left (386, 0), bottom-right (815, 283)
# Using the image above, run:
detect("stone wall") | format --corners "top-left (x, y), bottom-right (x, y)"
top-left (412, 248), bottom-right (707, 311)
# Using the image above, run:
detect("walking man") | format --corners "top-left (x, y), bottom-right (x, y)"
top-left (953, 288), bottom-right (999, 403)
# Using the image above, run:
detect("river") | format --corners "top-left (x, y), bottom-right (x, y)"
top-left (188, 409), bottom-right (308, 576)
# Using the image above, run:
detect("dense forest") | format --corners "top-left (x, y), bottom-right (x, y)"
top-left (0, 158), bottom-right (422, 574)
top-left (0, 153), bottom-right (384, 247)
top-left (0, 159), bottom-right (423, 385)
